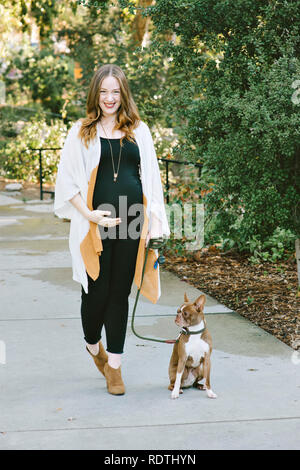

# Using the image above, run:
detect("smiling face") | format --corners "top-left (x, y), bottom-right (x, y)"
top-left (99, 75), bottom-right (122, 118)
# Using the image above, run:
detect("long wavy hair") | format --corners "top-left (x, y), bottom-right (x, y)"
top-left (78, 64), bottom-right (141, 148)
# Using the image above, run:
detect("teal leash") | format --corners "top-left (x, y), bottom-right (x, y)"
top-left (130, 237), bottom-right (179, 344)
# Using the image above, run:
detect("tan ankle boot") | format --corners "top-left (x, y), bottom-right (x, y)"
top-left (104, 363), bottom-right (125, 395)
top-left (86, 341), bottom-right (108, 377)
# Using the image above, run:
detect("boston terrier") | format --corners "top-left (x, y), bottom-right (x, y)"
top-left (168, 293), bottom-right (217, 399)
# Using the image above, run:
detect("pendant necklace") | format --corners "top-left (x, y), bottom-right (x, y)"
top-left (100, 121), bottom-right (122, 183)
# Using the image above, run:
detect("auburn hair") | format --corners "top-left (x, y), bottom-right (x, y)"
top-left (78, 64), bottom-right (141, 148)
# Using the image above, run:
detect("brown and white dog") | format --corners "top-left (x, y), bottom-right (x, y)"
top-left (168, 293), bottom-right (217, 399)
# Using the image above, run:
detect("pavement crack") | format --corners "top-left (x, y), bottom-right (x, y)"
top-left (2, 416), bottom-right (300, 434)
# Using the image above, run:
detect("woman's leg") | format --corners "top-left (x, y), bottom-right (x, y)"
top-left (80, 238), bottom-right (113, 350)
top-left (103, 232), bottom-right (141, 366)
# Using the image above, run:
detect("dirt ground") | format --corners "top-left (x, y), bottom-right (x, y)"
top-left (0, 178), bottom-right (54, 201)
top-left (1, 177), bottom-right (299, 351)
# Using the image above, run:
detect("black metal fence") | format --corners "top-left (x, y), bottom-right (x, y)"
top-left (30, 148), bottom-right (61, 200)
top-left (32, 147), bottom-right (203, 203)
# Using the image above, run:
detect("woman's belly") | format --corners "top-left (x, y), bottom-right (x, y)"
top-left (93, 177), bottom-right (144, 240)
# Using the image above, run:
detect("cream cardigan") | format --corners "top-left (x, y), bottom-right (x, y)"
top-left (54, 119), bottom-right (170, 303)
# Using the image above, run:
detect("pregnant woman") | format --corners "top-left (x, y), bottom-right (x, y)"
top-left (54, 64), bottom-right (170, 396)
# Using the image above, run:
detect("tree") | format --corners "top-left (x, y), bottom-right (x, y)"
top-left (59, 0), bottom-right (178, 129)
top-left (128, 0), bottom-right (300, 281)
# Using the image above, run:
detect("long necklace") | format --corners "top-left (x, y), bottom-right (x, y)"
top-left (100, 121), bottom-right (122, 183)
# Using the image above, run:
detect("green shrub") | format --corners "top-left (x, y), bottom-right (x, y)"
top-left (138, 0), bottom-right (300, 249)
top-left (246, 228), bottom-right (297, 264)
top-left (2, 114), bottom-right (67, 183)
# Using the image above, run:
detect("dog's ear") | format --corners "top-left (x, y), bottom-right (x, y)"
top-left (194, 294), bottom-right (206, 311)
top-left (184, 292), bottom-right (189, 303)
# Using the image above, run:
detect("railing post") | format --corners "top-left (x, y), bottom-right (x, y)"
top-left (39, 149), bottom-right (43, 200)
top-left (198, 164), bottom-right (202, 178)
top-left (166, 160), bottom-right (169, 205)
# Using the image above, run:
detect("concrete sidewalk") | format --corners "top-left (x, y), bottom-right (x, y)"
top-left (0, 193), bottom-right (299, 450)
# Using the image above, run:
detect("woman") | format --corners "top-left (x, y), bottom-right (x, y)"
top-left (54, 64), bottom-right (170, 396)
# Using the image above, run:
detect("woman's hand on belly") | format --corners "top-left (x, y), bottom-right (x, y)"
top-left (88, 209), bottom-right (122, 227)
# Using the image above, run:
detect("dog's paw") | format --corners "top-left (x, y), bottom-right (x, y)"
top-left (171, 389), bottom-right (180, 399)
top-left (168, 384), bottom-right (174, 391)
top-left (206, 389), bottom-right (217, 399)
top-left (195, 383), bottom-right (207, 391)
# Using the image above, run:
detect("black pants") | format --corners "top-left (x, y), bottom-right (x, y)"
top-left (80, 220), bottom-right (141, 354)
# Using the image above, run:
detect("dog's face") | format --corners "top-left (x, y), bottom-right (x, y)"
top-left (175, 293), bottom-right (206, 328)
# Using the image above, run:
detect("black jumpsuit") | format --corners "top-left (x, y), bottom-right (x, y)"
top-left (80, 136), bottom-right (144, 354)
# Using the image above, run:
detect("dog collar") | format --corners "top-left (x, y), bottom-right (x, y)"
top-left (180, 326), bottom-right (206, 336)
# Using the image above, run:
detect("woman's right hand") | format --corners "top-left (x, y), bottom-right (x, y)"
top-left (88, 210), bottom-right (122, 227)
